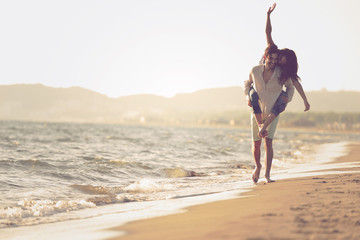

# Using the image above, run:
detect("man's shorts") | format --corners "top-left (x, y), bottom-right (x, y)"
top-left (251, 114), bottom-right (279, 142)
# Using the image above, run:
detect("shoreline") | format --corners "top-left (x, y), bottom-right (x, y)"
top-left (108, 142), bottom-right (360, 240)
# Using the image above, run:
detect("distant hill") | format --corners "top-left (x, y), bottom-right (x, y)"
top-left (0, 84), bottom-right (359, 124)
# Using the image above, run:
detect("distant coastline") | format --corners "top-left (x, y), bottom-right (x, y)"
top-left (1, 84), bottom-right (360, 131)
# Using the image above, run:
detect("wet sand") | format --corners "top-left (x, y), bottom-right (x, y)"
top-left (108, 143), bottom-right (360, 240)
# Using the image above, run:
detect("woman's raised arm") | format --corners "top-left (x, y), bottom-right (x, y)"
top-left (266, 3), bottom-right (276, 47)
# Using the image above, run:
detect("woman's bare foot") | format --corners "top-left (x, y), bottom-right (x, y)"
top-left (252, 165), bottom-right (262, 183)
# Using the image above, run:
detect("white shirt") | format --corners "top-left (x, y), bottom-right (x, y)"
top-left (244, 65), bottom-right (294, 116)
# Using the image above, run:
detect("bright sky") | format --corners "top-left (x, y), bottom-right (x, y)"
top-left (1, 0), bottom-right (359, 97)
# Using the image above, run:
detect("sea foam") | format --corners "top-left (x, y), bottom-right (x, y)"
top-left (0, 199), bottom-right (95, 226)
top-left (124, 179), bottom-right (174, 193)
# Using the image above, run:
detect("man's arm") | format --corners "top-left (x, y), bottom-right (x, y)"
top-left (266, 3), bottom-right (276, 47)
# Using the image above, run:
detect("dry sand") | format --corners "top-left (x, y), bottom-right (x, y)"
top-left (108, 143), bottom-right (360, 240)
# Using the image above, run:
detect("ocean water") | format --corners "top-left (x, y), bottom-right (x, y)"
top-left (1, 120), bottom-right (359, 231)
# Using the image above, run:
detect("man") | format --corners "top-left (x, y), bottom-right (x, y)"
top-left (244, 45), bottom-right (294, 183)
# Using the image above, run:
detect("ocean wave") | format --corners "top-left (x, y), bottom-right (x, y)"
top-left (215, 147), bottom-right (234, 156)
top-left (124, 179), bottom-right (174, 193)
top-left (108, 159), bottom-right (132, 165)
top-left (11, 140), bottom-right (20, 146)
top-left (0, 199), bottom-right (95, 227)
top-left (81, 156), bottom-right (152, 169)
top-left (86, 195), bottom-right (136, 205)
top-left (108, 159), bottom-right (148, 168)
top-left (86, 196), bottom-right (120, 205)
top-left (231, 163), bottom-right (253, 170)
top-left (56, 137), bottom-right (74, 143)
top-left (163, 167), bottom-right (205, 178)
top-left (0, 180), bottom-right (24, 188)
top-left (70, 184), bottom-right (122, 196)
top-left (16, 159), bottom-right (56, 169)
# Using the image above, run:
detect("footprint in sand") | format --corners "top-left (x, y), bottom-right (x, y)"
top-left (262, 213), bottom-right (277, 217)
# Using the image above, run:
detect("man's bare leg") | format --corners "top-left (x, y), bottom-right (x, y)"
top-left (264, 137), bottom-right (275, 183)
top-left (252, 140), bottom-right (262, 183)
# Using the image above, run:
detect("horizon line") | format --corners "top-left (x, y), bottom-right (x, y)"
top-left (1, 83), bottom-right (359, 99)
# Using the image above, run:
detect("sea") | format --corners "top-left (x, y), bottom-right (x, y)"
top-left (1, 120), bottom-right (360, 239)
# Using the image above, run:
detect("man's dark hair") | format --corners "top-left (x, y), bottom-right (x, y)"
top-left (264, 45), bottom-right (278, 58)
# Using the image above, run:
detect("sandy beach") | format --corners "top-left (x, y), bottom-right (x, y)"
top-left (108, 142), bottom-right (360, 240)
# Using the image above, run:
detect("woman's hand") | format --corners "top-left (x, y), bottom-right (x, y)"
top-left (304, 100), bottom-right (310, 111)
top-left (246, 96), bottom-right (253, 107)
top-left (267, 3), bottom-right (276, 15)
top-left (266, 3), bottom-right (276, 46)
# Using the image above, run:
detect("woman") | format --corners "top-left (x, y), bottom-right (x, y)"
top-left (250, 3), bottom-right (310, 138)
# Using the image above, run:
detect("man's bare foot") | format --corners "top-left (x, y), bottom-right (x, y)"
top-left (252, 165), bottom-right (262, 183)
top-left (265, 176), bottom-right (275, 183)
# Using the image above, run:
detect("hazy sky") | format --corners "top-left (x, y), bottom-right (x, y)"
top-left (1, 0), bottom-right (359, 97)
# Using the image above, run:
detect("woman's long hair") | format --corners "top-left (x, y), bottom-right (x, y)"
top-left (279, 48), bottom-right (300, 84)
